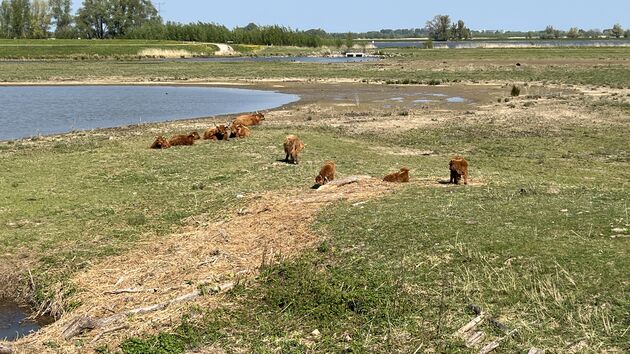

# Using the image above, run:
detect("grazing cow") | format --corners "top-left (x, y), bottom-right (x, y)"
top-left (190, 131), bottom-right (201, 140)
top-left (150, 135), bottom-right (171, 149)
top-left (203, 125), bottom-right (230, 141)
top-left (449, 156), bottom-right (469, 185)
top-left (283, 135), bottom-right (305, 164)
top-left (231, 112), bottom-right (265, 129)
top-left (230, 124), bottom-right (252, 139)
top-left (315, 160), bottom-right (336, 186)
top-left (169, 133), bottom-right (197, 146)
top-left (383, 167), bottom-right (410, 183)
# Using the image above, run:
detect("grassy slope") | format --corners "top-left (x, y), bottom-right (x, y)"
top-left (118, 115), bottom-right (630, 353)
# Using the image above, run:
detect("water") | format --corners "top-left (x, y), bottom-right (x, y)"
top-left (176, 56), bottom-right (380, 63)
top-left (0, 302), bottom-right (48, 341)
top-left (446, 97), bottom-right (466, 103)
top-left (0, 86), bottom-right (300, 141)
top-left (372, 39), bottom-right (630, 49)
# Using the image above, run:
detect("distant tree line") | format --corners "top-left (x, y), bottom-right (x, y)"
top-left (0, 2), bottom-right (628, 44)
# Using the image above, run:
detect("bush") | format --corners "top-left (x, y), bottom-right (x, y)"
top-left (511, 85), bottom-right (521, 97)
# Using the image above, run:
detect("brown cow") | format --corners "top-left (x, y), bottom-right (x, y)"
top-left (190, 131), bottom-right (201, 140)
top-left (230, 124), bottom-right (252, 139)
top-left (283, 135), bottom-right (305, 164)
top-left (169, 133), bottom-right (197, 146)
top-left (150, 135), bottom-right (171, 149)
top-left (315, 160), bottom-right (336, 186)
top-left (449, 156), bottom-right (469, 185)
top-left (203, 125), bottom-right (230, 141)
top-left (383, 167), bottom-right (410, 183)
top-left (230, 112), bottom-right (265, 129)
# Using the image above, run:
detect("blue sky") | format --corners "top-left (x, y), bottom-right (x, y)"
top-left (72, 0), bottom-right (629, 33)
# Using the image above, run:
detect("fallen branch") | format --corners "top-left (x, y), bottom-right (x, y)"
top-left (62, 281), bottom-right (235, 340)
top-left (317, 175), bottom-right (373, 190)
top-left (478, 329), bottom-right (517, 354)
top-left (104, 288), bottom-right (158, 295)
top-left (453, 313), bottom-right (485, 337)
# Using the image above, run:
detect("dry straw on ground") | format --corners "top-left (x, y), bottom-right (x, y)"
top-left (7, 177), bottom-right (399, 353)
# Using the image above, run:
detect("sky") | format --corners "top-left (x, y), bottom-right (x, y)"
top-left (72, 0), bottom-right (630, 33)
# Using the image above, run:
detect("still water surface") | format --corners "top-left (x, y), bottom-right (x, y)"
top-left (0, 86), bottom-right (300, 141)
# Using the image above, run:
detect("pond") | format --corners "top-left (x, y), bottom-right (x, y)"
top-left (0, 301), bottom-right (51, 341)
top-left (0, 86), bottom-right (300, 141)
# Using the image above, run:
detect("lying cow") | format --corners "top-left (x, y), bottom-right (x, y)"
top-left (203, 125), bottom-right (229, 141)
top-left (231, 112), bottom-right (265, 129)
top-left (169, 132), bottom-right (198, 146)
top-left (449, 156), bottom-right (469, 185)
top-left (283, 135), bottom-right (305, 164)
top-left (383, 167), bottom-right (410, 183)
top-left (315, 160), bottom-right (336, 186)
top-left (230, 124), bottom-right (252, 139)
top-left (150, 135), bottom-right (171, 149)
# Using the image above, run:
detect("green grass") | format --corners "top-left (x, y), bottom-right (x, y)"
top-left (0, 39), bottom-right (217, 59)
top-left (0, 46), bottom-right (628, 87)
top-left (115, 116), bottom-right (629, 353)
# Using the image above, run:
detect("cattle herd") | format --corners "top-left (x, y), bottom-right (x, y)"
top-left (150, 112), bottom-right (469, 187)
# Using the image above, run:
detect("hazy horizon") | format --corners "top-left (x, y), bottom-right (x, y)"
top-left (70, 0), bottom-right (629, 33)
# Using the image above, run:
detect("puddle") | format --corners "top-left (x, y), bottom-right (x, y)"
top-left (0, 301), bottom-right (51, 341)
top-left (414, 99), bottom-right (435, 103)
top-left (390, 97), bottom-right (404, 101)
top-left (446, 97), bottom-right (467, 103)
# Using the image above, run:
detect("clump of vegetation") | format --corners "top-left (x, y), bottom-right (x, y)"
top-left (511, 84), bottom-right (521, 96)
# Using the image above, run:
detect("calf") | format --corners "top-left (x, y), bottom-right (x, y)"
top-left (283, 135), bottom-right (305, 164)
top-left (169, 133), bottom-right (197, 146)
top-left (230, 124), bottom-right (252, 138)
top-left (203, 125), bottom-right (230, 141)
top-left (150, 135), bottom-right (171, 149)
top-left (383, 167), bottom-right (410, 183)
top-left (231, 112), bottom-right (265, 129)
top-left (449, 157), bottom-right (469, 185)
top-left (315, 160), bottom-right (336, 186)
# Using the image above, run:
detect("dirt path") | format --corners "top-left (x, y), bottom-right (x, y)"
top-left (7, 178), bottom-right (398, 353)
top-left (211, 43), bottom-right (236, 56)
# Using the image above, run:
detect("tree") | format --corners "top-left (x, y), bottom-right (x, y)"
top-left (50, 0), bottom-right (73, 35)
top-left (611, 23), bottom-right (623, 38)
top-left (76, 0), bottom-right (108, 38)
top-left (30, 0), bottom-right (52, 38)
top-left (0, 0), bottom-right (11, 38)
top-left (567, 27), bottom-right (580, 39)
top-left (451, 19), bottom-right (470, 40)
top-left (541, 25), bottom-right (561, 39)
top-left (345, 32), bottom-right (353, 48)
top-left (107, 0), bottom-right (160, 37)
top-left (426, 15), bottom-right (450, 41)
top-left (625, 29), bottom-right (630, 38)
top-left (10, 0), bottom-right (32, 38)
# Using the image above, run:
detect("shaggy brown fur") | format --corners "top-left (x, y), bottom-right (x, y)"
top-left (190, 131), bottom-right (201, 140)
top-left (383, 167), bottom-right (410, 183)
top-left (315, 160), bottom-right (336, 186)
top-left (169, 133), bottom-right (197, 146)
top-left (449, 157), bottom-right (469, 185)
top-left (283, 135), bottom-right (305, 164)
top-left (231, 112), bottom-right (265, 129)
top-left (150, 135), bottom-right (171, 149)
top-left (230, 124), bottom-right (252, 139)
top-left (203, 125), bottom-right (229, 141)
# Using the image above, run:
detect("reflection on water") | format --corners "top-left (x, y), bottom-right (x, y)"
top-left (0, 86), bottom-right (300, 141)
top-left (175, 56), bottom-right (380, 63)
top-left (0, 302), bottom-right (49, 341)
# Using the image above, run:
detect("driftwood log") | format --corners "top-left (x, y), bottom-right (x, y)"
top-left (62, 281), bottom-right (234, 340)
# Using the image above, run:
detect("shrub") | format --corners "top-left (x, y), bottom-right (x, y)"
top-left (511, 85), bottom-right (521, 97)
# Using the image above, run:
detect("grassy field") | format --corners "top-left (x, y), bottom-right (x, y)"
top-left (0, 45), bottom-right (629, 353)
top-left (0, 39), bottom-right (218, 59)
top-left (0, 46), bottom-right (629, 87)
